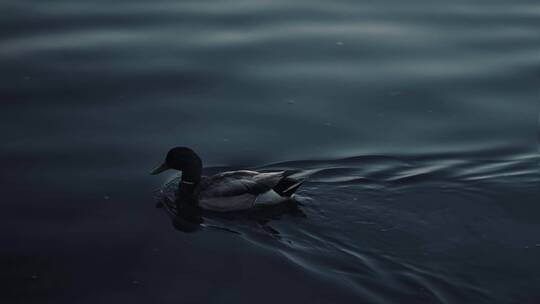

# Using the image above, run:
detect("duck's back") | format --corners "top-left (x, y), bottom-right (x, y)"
top-left (197, 170), bottom-right (287, 211)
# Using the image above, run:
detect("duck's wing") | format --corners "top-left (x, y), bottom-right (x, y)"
top-left (199, 170), bottom-right (286, 198)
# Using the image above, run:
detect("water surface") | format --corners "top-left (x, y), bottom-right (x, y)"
top-left (1, 0), bottom-right (539, 303)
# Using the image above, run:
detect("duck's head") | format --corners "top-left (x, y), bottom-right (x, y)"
top-left (150, 147), bottom-right (202, 182)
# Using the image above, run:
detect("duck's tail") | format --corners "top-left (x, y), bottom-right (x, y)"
top-left (273, 176), bottom-right (305, 197)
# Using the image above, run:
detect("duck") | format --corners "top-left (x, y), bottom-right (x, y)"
top-left (150, 147), bottom-right (305, 213)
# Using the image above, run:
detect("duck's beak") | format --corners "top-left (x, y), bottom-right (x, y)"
top-left (150, 163), bottom-right (169, 175)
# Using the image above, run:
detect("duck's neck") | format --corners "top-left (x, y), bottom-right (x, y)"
top-left (177, 163), bottom-right (202, 203)
top-left (181, 166), bottom-right (201, 185)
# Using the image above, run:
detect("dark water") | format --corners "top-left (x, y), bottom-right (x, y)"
top-left (1, 0), bottom-right (539, 303)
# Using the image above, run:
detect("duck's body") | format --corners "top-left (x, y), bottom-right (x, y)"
top-left (152, 147), bottom-right (304, 213)
top-left (197, 170), bottom-right (301, 211)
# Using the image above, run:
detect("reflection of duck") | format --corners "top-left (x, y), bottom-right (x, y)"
top-left (151, 147), bottom-right (305, 212)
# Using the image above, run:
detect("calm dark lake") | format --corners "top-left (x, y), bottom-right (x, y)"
top-left (1, 0), bottom-right (539, 303)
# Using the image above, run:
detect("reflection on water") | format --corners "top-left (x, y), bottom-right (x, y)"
top-left (1, 0), bottom-right (539, 303)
